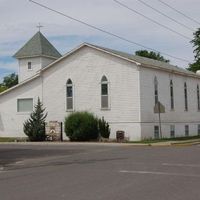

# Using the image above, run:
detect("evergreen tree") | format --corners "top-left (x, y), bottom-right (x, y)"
top-left (24, 98), bottom-right (47, 141)
top-left (98, 117), bottom-right (110, 139)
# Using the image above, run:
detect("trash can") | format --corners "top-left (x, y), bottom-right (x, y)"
top-left (116, 130), bottom-right (125, 142)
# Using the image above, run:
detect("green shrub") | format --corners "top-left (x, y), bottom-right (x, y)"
top-left (23, 98), bottom-right (47, 141)
top-left (65, 112), bottom-right (99, 141)
top-left (98, 117), bottom-right (110, 138)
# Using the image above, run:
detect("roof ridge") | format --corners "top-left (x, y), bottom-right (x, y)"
top-left (38, 31), bottom-right (43, 55)
top-left (85, 43), bottom-right (195, 75)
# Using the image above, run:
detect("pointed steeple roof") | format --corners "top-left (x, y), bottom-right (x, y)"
top-left (14, 32), bottom-right (62, 59)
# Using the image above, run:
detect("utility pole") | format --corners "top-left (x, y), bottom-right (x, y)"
top-left (158, 101), bottom-right (162, 138)
top-left (154, 101), bottom-right (165, 139)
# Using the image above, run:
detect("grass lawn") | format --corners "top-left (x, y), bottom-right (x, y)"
top-left (130, 135), bottom-right (200, 144)
top-left (1, 135), bottom-right (200, 144)
top-left (0, 137), bottom-right (27, 142)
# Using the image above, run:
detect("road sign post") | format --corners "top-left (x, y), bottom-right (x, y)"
top-left (154, 101), bottom-right (165, 139)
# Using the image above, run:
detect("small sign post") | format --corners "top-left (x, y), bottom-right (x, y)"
top-left (154, 101), bottom-right (165, 138)
top-left (45, 121), bottom-right (62, 141)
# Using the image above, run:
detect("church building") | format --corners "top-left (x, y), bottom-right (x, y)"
top-left (1, 31), bottom-right (200, 141)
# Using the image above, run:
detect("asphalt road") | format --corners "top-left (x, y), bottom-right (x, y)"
top-left (0, 143), bottom-right (200, 200)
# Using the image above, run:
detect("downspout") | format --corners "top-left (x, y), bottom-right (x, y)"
top-left (136, 63), bottom-right (142, 140)
top-left (39, 69), bottom-right (44, 102)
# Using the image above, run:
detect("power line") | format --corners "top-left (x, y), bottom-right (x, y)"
top-left (136, 0), bottom-right (194, 32)
top-left (157, 0), bottom-right (200, 26)
top-left (113, 0), bottom-right (192, 40)
top-left (29, 0), bottom-right (191, 63)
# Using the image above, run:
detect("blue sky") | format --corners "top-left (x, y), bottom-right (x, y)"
top-left (1, 0), bottom-right (200, 82)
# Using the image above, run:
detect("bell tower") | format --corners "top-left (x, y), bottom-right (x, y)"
top-left (14, 31), bottom-right (61, 82)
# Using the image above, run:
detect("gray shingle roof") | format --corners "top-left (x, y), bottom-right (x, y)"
top-left (87, 43), bottom-right (194, 76)
top-left (1, 42), bottom-right (199, 97)
top-left (14, 32), bottom-right (62, 59)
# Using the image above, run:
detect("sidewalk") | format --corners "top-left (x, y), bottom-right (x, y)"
top-left (0, 141), bottom-right (148, 146)
top-left (141, 138), bottom-right (200, 146)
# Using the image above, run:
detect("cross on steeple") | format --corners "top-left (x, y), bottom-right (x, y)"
top-left (36, 23), bottom-right (43, 32)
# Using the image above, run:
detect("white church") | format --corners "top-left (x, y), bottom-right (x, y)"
top-left (1, 31), bottom-right (200, 141)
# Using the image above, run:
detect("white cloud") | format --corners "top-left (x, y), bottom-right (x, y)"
top-left (0, 61), bottom-right (18, 71)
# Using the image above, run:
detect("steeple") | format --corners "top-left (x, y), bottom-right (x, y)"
top-left (14, 32), bottom-right (62, 83)
top-left (14, 31), bottom-right (61, 59)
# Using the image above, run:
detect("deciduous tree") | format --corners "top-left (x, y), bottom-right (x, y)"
top-left (135, 50), bottom-right (170, 63)
top-left (187, 28), bottom-right (200, 72)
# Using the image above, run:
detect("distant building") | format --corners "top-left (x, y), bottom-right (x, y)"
top-left (1, 31), bottom-right (200, 140)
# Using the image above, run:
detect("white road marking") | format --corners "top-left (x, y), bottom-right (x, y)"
top-left (119, 170), bottom-right (200, 178)
top-left (14, 161), bottom-right (24, 165)
top-left (0, 166), bottom-right (6, 173)
top-left (162, 163), bottom-right (200, 168)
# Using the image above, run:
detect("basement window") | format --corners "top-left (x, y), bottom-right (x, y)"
top-left (170, 125), bottom-right (175, 138)
top-left (185, 125), bottom-right (189, 136)
top-left (154, 126), bottom-right (159, 139)
top-left (198, 124), bottom-right (200, 135)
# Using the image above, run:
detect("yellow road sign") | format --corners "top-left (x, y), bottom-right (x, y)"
top-left (154, 102), bottom-right (165, 113)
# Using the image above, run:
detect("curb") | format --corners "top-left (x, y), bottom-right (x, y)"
top-left (0, 140), bottom-right (200, 147)
top-left (171, 141), bottom-right (200, 146)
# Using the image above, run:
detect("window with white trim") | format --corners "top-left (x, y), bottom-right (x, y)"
top-left (66, 79), bottom-right (73, 110)
top-left (197, 84), bottom-right (200, 111)
top-left (170, 125), bottom-right (175, 138)
top-left (170, 80), bottom-right (174, 110)
top-left (154, 76), bottom-right (158, 105)
top-left (101, 76), bottom-right (109, 109)
top-left (184, 82), bottom-right (188, 111)
top-left (17, 98), bottom-right (33, 112)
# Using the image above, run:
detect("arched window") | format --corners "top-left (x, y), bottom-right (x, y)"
top-left (197, 84), bottom-right (200, 111)
top-left (170, 80), bottom-right (174, 110)
top-left (101, 76), bottom-right (109, 109)
top-left (184, 82), bottom-right (188, 111)
top-left (154, 76), bottom-right (158, 105)
top-left (66, 79), bottom-right (73, 110)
